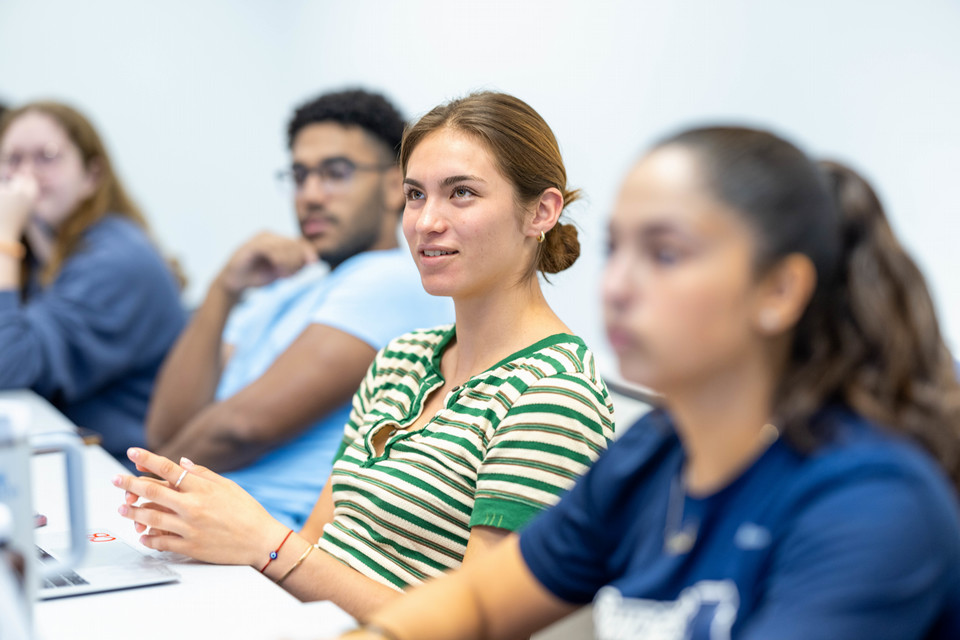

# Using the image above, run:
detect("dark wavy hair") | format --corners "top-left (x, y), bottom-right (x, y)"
top-left (656, 126), bottom-right (960, 490)
top-left (287, 88), bottom-right (405, 160)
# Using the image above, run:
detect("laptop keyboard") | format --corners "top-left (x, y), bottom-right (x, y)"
top-left (36, 546), bottom-right (90, 589)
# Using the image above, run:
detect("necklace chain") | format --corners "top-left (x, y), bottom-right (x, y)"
top-left (663, 422), bottom-right (780, 555)
top-left (663, 473), bottom-right (698, 555)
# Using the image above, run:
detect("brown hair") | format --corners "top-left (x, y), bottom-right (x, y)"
top-left (400, 91), bottom-right (581, 277)
top-left (0, 101), bottom-right (173, 287)
top-left (657, 127), bottom-right (960, 489)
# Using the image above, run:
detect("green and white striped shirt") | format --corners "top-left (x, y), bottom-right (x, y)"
top-left (318, 324), bottom-right (615, 590)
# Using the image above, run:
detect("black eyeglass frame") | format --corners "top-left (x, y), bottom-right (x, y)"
top-left (275, 156), bottom-right (395, 190)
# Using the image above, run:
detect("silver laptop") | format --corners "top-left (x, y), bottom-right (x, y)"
top-left (36, 529), bottom-right (179, 599)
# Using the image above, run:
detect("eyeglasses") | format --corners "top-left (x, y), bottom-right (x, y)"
top-left (276, 156), bottom-right (394, 193)
top-left (0, 144), bottom-right (64, 175)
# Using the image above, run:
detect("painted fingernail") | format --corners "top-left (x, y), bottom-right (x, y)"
top-left (112, 475), bottom-right (122, 487)
top-left (127, 448), bottom-right (140, 460)
top-left (118, 505), bottom-right (129, 516)
top-left (180, 457), bottom-right (194, 469)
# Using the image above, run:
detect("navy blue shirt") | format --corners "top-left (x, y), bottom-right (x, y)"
top-left (0, 216), bottom-right (186, 462)
top-left (520, 407), bottom-right (960, 640)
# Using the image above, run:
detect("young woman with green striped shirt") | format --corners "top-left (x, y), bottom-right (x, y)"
top-left (113, 91), bottom-right (616, 619)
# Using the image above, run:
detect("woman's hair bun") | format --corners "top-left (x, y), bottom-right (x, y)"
top-left (538, 221), bottom-right (580, 274)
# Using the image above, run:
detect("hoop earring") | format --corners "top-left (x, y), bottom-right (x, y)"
top-left (537, 230), bottom-right (546, 244)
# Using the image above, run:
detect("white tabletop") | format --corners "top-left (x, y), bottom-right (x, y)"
top-left (7, 390), bottom-right (355, 640)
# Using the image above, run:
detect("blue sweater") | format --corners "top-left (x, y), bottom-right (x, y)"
top-left (0, 216), bottom-right (186, 461)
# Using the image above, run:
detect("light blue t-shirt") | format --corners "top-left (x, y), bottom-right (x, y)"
top-left (218, 247), bottom-right (453, 529)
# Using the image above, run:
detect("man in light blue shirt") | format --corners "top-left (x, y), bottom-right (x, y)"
top-left (144, 90), bottom-right (452, 528)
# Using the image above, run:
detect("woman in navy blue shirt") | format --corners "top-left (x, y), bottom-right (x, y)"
top-left (340, 127), bottom-right (960, 640)
top-left (0, 102), bottom-right (185, 463)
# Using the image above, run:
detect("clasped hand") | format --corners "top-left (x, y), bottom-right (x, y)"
top-left (216, 232), bottom-right (318, 297)
top-left (113, 447), bottom-right (289, 567)
top-left (0, 173), bottom-right (39, 241)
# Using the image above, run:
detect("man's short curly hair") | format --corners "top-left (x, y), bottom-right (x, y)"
top-left (287, 89), bottom-right (405, 159)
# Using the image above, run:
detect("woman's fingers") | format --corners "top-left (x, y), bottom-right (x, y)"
top-left (123, 496), bottom-right (176, 534)
top-left (133, 500), bottom-right (175, 520)
top-left (139, 532), bottom-right (191, 554)
top-left (114, 447), bottom-right (285, 567)
top-left (140, 502), bottom-right (176, 537)
top-left (124, 476), bottom-right (172, 506)
top-left (117, 501), bottom-right (186, 537)
top-left (177, 457), bottom-right (222, 485)
top-left (126, 447), bottom-right (186, 485)
top-left (113, 472), bottom-right (183, 510)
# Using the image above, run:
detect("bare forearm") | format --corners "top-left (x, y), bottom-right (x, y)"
top-left (362, 570), bottom-right (488, 640)
top-left (156, 323), bottom-right (376, 471)
top-left (146, 280), bottom-right (239, 448)
top-left (153, 402), bottom-right (284, 471)
top-left (262, 533), bottom-right (405, 619)
top-left (359, 537), bottom-right (575, 640)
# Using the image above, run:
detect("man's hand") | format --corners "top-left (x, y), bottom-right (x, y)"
top-left (0, 173), bottom-right (39, 242)
top-left (215, 232), bottom-right (317, 297)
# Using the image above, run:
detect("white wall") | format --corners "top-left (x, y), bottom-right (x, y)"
top-left (2, 0), bottom-right (959, 375)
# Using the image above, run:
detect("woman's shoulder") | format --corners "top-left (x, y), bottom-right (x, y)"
top-left (491, 334), bottom-right (612, 408)
top-left (376, 324), bottom-right (454, 362)
top-left (804, 408), bottom-right (956, 491)
top-left (775, 407), bottom-right (960, 538)
top-left (596, 409), bottom-right (679, 470)
top-left (562, 409), bottom-right (681, 514)
top-left (72, 216), bottom-right (163, 270)
top-left (82, 214), bottom-right (151, 245)
top-left (495, 332), bottom-right (600, 379)
top-left (760, 409), bottom-right (960, 626)
top-left (56, 215), bottom-right (179, 299)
